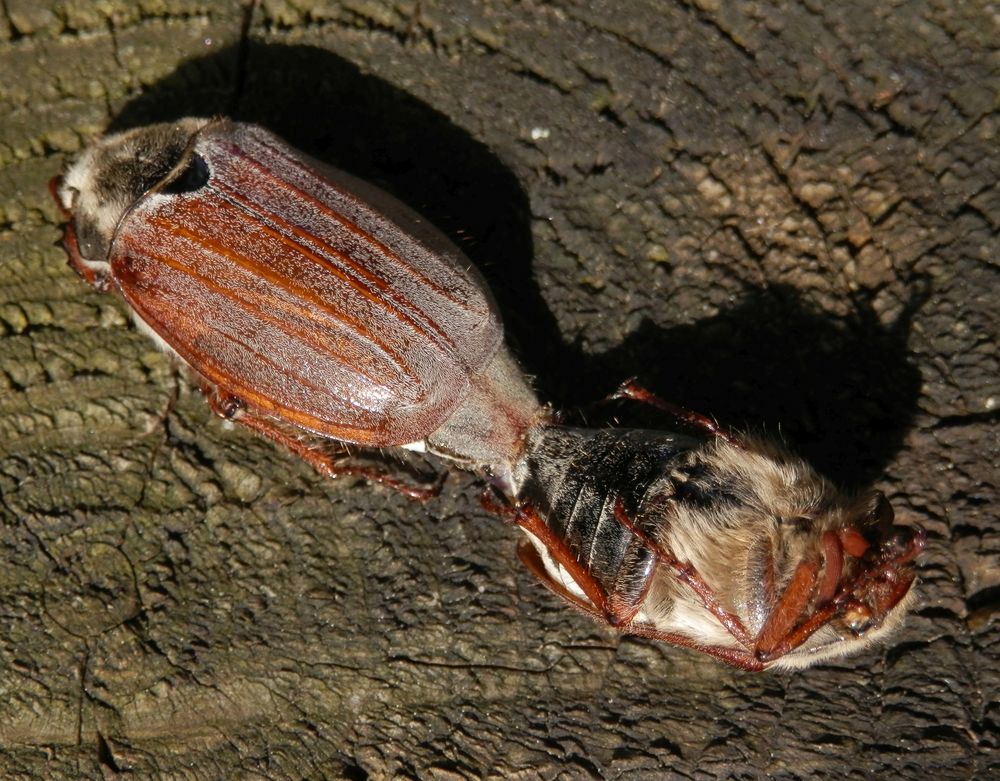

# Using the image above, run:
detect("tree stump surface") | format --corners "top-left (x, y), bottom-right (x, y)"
top-left (0, 1), bottom-right (996, 778)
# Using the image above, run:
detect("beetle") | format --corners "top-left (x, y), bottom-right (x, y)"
top-left (52, 118), bottom-right (924, 670)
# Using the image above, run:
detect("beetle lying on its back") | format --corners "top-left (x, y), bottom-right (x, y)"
top-left (52, 118), bottom-right (924, 670)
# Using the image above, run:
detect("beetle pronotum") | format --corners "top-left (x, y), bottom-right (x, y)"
top-left (52, 118), bottom-right (924, 670)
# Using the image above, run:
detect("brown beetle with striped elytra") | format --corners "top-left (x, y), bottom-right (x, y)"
top-left (52, 118), bottom-right (924, 670)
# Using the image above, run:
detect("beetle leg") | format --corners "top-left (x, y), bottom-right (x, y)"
top-left (608, 378), bottom-right (737, 445)
top-left (752, 526), bottom-right (926, 662)
top-left (623, 622), bottom-right (766, 671)
top-left (518, 539), bottom-right (765, 669)
top-left (512, 494), bottom-right (774, 670)
top-left (199, 384), bottom-right (445, 501)
top-left (500, 498), bottom-right (651, 626)
top-left (513, 503), bottom-right (615, 620)
top-left (243, 413), bottom-right (445, 501)
top-left (485, 490), bottom-right (636, 621)
top-left (516, 539), bottom-right (609, 620)
top-left (817, 531), bottom-right (844, 605)
top-left (743, 535), bottom-right (777, 636)
top-left (752, 558), bottom-right (819, 656)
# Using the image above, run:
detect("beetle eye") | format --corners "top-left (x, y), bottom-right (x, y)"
top-left (164, 153), bottom-right (209, 195)
top-left (74, 216), bottom-right (107, 261)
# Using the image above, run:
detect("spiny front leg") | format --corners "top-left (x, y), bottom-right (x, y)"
top-left (753, 522), bottom-right (926, 663)
top-left (752, 558), bottom-right (821, 657)
top-left (611, 495), bottom-right (924, 668)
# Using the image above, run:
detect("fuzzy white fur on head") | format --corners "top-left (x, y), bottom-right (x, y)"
top-left (58, 118), bottom-right (211, 264)
top-left (59, 143), bottom-right (122, 262)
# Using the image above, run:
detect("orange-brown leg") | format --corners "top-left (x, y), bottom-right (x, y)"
top-left (516, 535), bottom-right (765, 671)
top-left (611, 496), bottom-right (845, 663)
top-left (513, 503), bottom-right (614, 621)
top-left (608, 378), bottom-right (737, 444)
top-left (202, 386), bottom-right (444, 501)
top-left (752, 558), bottom-right (819, 656)
top-left (623, 622), bottom-right (766, 671)
top-left (612, 498), bottom-right (753, 647)
top-left (516, 540), bottom-right (609, 620)
top-left (612, 495), bottom-right (887, 664)
top-left (486, 491), bottom-right (649, 628)
top-left (501, 494), bottom-right (769, 669)
top-left (754, 526), bottom-right (926, 662)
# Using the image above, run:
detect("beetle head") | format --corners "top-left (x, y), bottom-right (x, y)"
top-left (52, 118), bottom-right (211, 288)
top-left (657, 437), bottom-right (925, 669)
top-left (812, 490), bottom-right (925, 640)
top-left (733, 451), bottom-right (926, 669)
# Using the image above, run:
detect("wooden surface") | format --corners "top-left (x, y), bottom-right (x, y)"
top-left (0, 1), bottom-right (996, 778)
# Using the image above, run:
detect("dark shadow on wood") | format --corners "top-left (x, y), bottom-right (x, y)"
top-left (553, 283), bottom-right (928, 492)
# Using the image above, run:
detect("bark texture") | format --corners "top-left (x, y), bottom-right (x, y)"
top-left (0, 1), bottom-right (996, 778)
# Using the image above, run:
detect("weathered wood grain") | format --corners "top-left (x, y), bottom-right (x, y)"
top-left (0, 1), bottom-right (996, 778)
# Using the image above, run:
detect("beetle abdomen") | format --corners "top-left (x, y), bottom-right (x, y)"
top-left (111, 121), bottom-right (503, 446)
top-left (517, 426), bottom-right (698, 606)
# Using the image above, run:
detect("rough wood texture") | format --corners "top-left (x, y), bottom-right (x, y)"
top-left (1, 1), bottom-right (996, 778)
